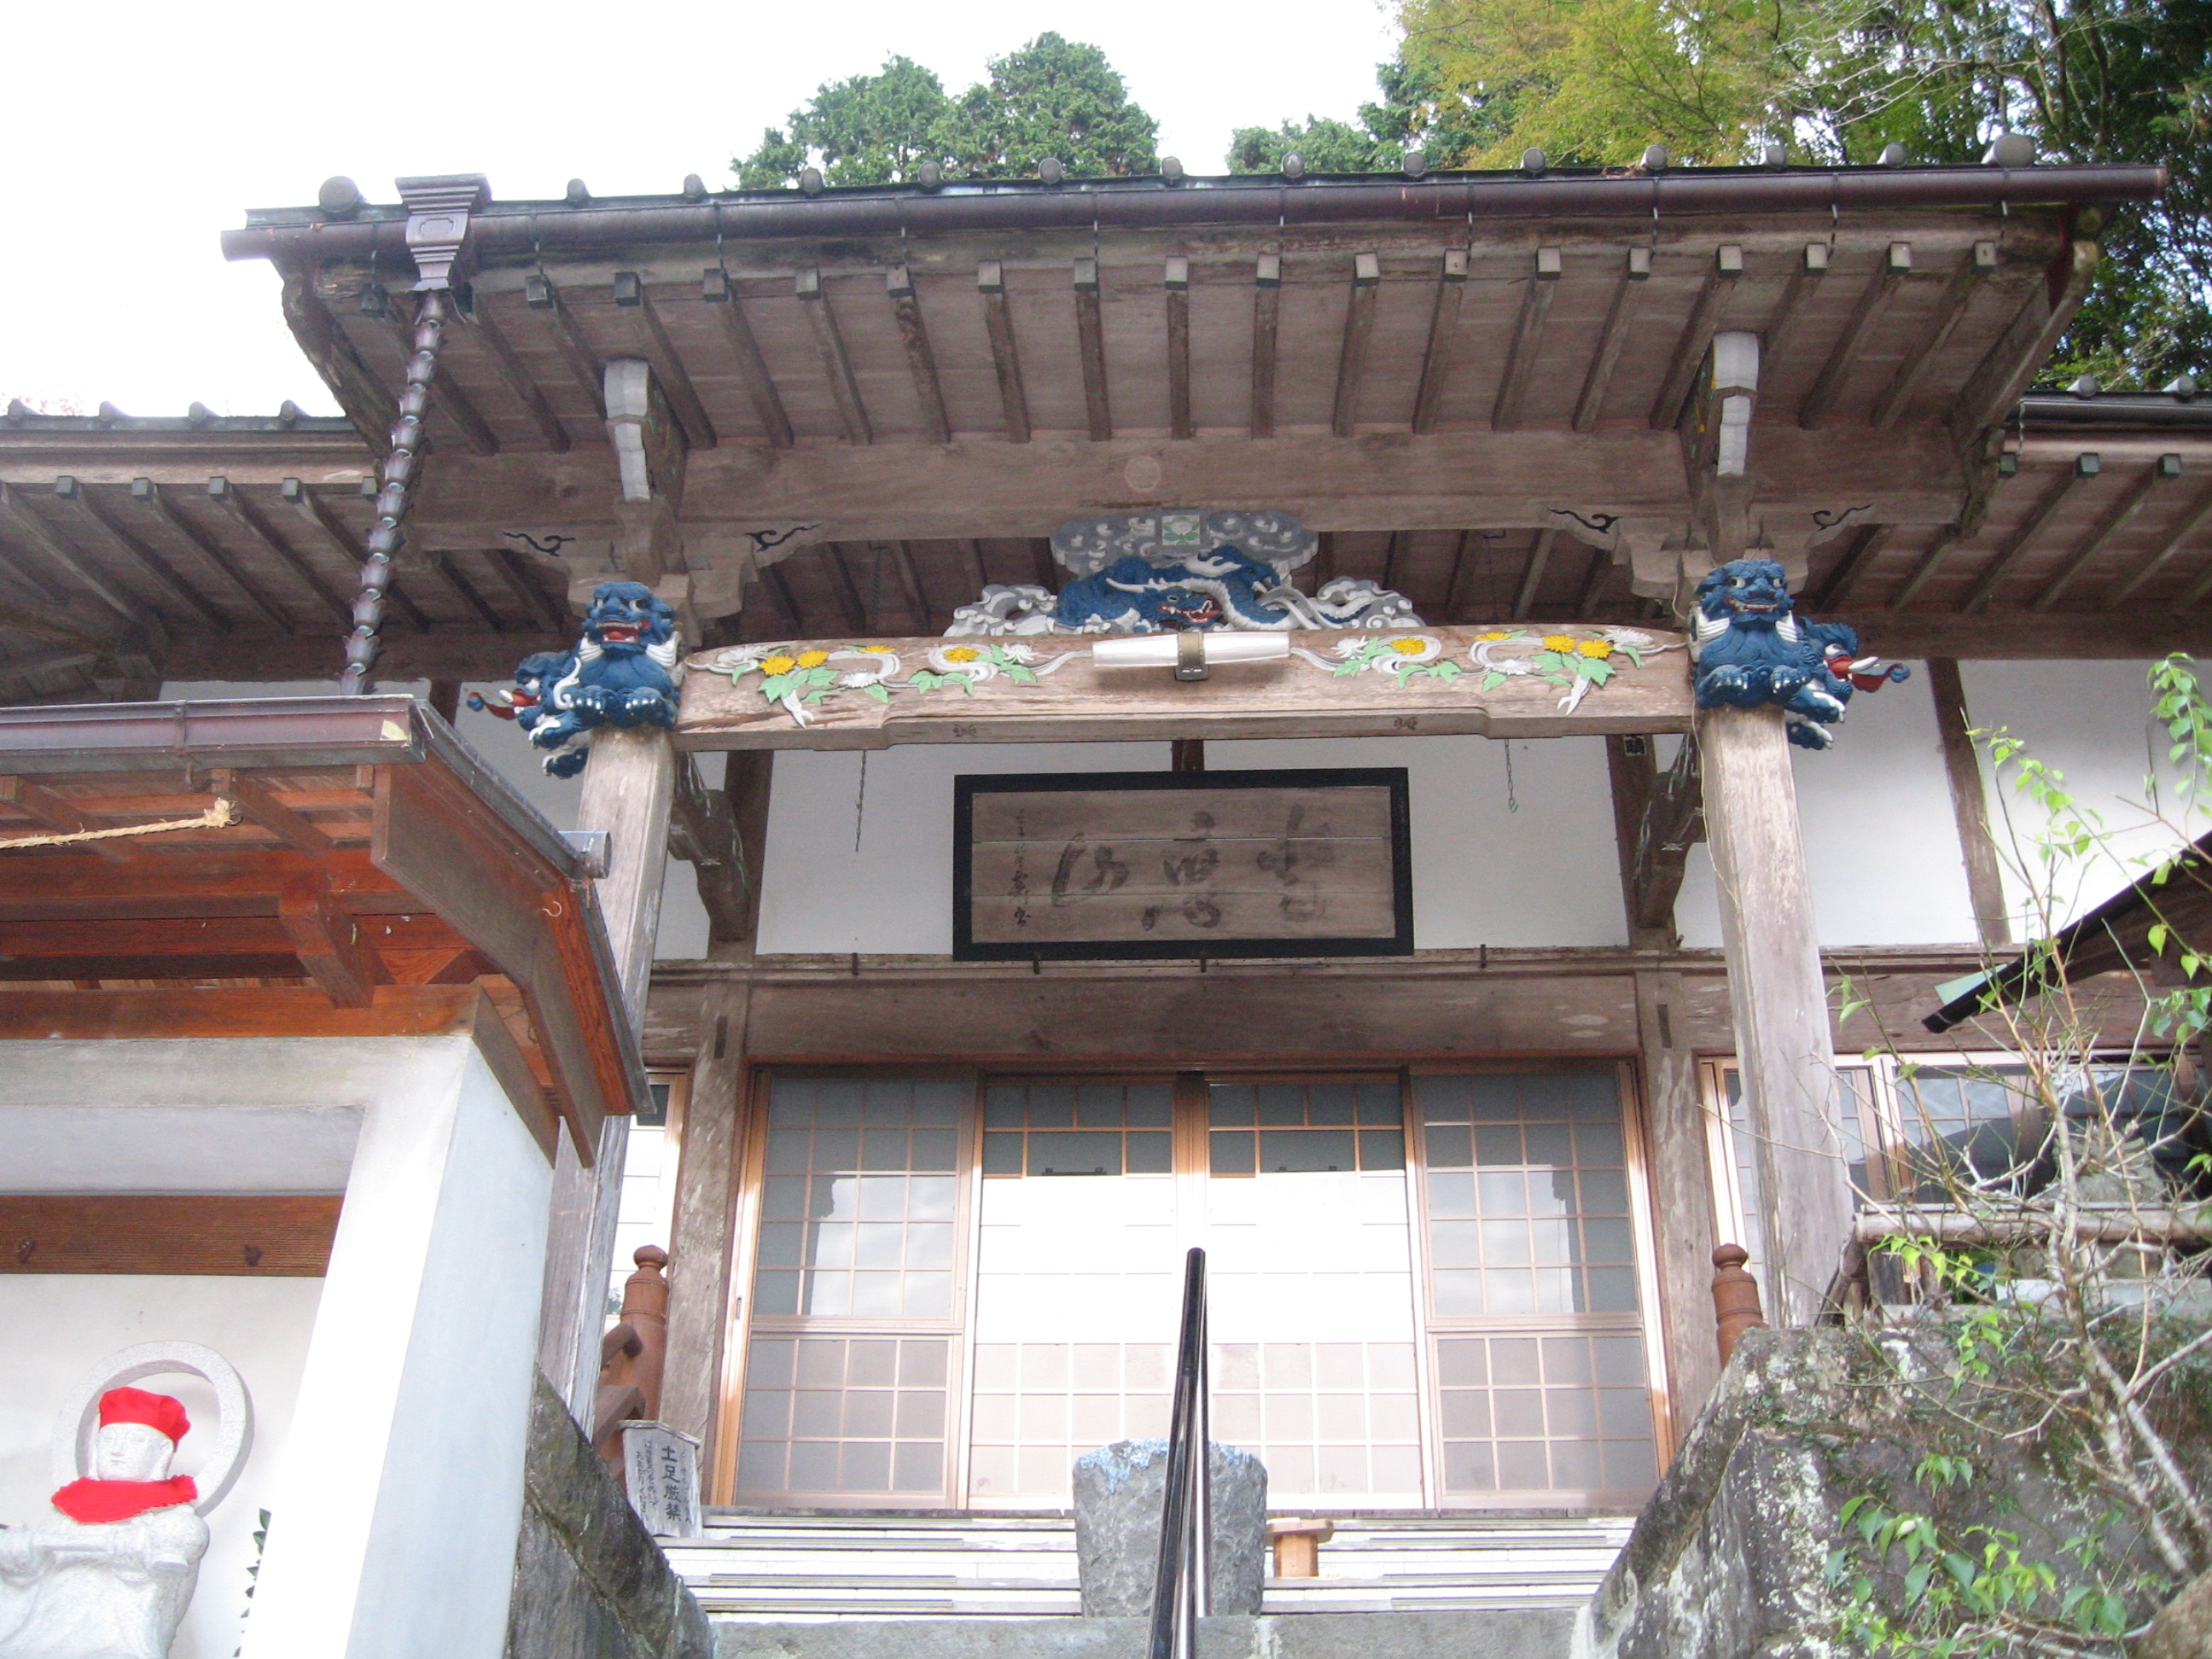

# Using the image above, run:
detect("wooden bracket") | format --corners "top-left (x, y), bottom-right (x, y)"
top-left (667, 755), bottom-right (748, 944)
top-left (211, 768), bottom-right (332, 855)
top-left (279, 877), bottom-right (391, 1008)
top-left (1610, 736), bottom-right (1704, 943)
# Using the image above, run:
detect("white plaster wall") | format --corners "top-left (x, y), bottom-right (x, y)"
top-left (1207, 736), bottom-right (1627, 947)
top-left (755, 734), bottom-right (1626, 954)
top-left (1962, 660), bottom-right (2191, 934)
top-left (757, 742), bottom-right (1171, 954)
top-left (0, 1276), bottom-right (321, 1659)
top-left (1675, 663), bottom-right (1982, 949)
top-left (241, 1036), bottom-right (550, 1659)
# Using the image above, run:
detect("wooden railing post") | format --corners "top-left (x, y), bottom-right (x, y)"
top-left (1711, 1243), bottom-right (1767, 1363)
top-left (613, 1244), bottom-right (670, 1419)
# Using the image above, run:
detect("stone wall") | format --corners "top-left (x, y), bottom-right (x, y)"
top-left (505, 1372), bottom-right (714, 1659)
top-left (1580, 1325), bottom-right (2204, 1659)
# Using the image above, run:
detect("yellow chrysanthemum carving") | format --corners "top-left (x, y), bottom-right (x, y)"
top-left (943, 645), bottom-right (981, 663)
top-left (1476, 631), bottom-right (1511, 640)
top-left (760, 655), bottom-right (798, 677)
top-left (795, 649), bottom-right (831, 668)
top-left (1540, 635), bottom-right (1578, 653)
top-left (1578, 638), bottom-right (1614, 659)
top-left (1388, 637), bottom-right (1428, 655)
top-left (859, 644), bottom-right (894, 654)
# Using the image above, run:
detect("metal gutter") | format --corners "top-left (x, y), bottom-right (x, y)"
top-left (223, 165), bottom-right (2168, 266)
top-left (0, 696), bottom-right (585, 880)
top-left (2021, 395), bottom-right (2212, 432)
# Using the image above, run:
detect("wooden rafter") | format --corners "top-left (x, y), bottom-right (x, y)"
top-left (1650, 245), bottom-right (1741, 429)
top-left (1755, 244), bottom-right (1828, 381)
top-left (2111, 482), bottom-right (2212, 608)
top-left (204, 476), bottom-right (354, 626)
top-left (796, 268), bottom-right (872, 446)
top-left (2032, 454), bottom-right (2179, 610)
top-left (1331, 253), bottom-right (1382, 439)
top-left (278, 478), bottom-right (429, 633)
top-left (976, 263), bottom-right (1031, 444)
top-left (701, 275), bottom-right (791, 448)
top-left (55, 479), bottom-right (230, 631)
top-left (379, 308), bottom-right (499, 457)
top-left (1166, 259), bottom-right (1193, 441)
top-left (1573, 247), bottom-right (1650, 433)
top-left (459, 302), bottom-right (571, 451)
top-left (1961, 454), bottom-right (2098, 611)
top-left (888, 265), bottom-right (951, 445)
top-left (1492, 247), bottom-right (1561, 433)
top-left (523, 274), bottom-right (608, 416)
top-left (1249, 253), bottom-right (1281, 439)
top-left (1073, 258), bottom-right (1113, 442)
top-left (1871, 242), bottom-right (1994, 429)
top-left (1412, 250), bottom-right (1469, 435)
top-left (0, 481), bottom-right (157, 633)
top-left (126, 478), bottom-right (290, 628)
top-left (1800, 242), bottom-right (1912, 429)
top-left (612, 273), bottom-right (717, 449)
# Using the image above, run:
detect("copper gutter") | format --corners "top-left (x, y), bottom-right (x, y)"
top-left (223, 166), bottom-right (2168, 266)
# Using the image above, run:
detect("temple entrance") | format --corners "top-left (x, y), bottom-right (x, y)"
top-left (726, 1066), bottom-right (1667, 1511)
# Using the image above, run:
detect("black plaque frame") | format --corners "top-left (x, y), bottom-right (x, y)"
top-left (952, 767), bottom-right (1414, 962)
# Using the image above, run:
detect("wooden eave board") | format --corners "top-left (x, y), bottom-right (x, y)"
top-left (0, 697), bottom-right (643, 1155)
top-left (678, 625), bottom-right (1691, 749)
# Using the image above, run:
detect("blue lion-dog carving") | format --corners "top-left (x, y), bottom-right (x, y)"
top-left (1690, 558), bottom-right (1906, 750)
top-left (469, 581), bottom-right (683, 777)
top-left (950, 546), bottom-right (1417, 635)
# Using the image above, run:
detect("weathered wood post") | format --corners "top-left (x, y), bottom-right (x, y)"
top-left (1698, 702), bottom-right (1853, 1325)
top-left (538, 356), bottom-right (686, 1416)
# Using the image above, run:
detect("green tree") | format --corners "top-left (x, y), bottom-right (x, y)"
top-left (1227, 55), bottom-right (1513, 172)
top-left (736, 35), bottom-right (1159, 189)
top-left (736, 55), bottom-right (956, 189)
top-left (945, 33), bottom-right (1160, 178)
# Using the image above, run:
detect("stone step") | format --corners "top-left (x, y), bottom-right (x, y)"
top-left (711, 1610), bottom-right (1580, 1658)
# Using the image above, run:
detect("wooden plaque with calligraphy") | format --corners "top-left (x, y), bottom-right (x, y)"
top-left (953, 769), bottom-right (1412, 961)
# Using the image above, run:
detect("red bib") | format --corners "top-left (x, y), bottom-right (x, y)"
top-left (49, 1476), bottom-right (197, 1524)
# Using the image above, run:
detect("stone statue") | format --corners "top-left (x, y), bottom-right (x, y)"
top-left (0, 1344), bottom-right (251, 1659)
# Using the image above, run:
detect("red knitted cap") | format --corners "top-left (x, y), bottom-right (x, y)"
top-left (98, 1388), bottom-right (189, 1445)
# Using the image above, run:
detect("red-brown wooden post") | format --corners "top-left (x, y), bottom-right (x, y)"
top-left (1711, 1243), bottom-right (1767, 1362)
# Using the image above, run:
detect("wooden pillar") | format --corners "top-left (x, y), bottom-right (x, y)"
top-left (1926, 658), bottom-right (2011, 947)
top-left (1697, 703), bottom-right (1851, 1326)
top-left (661, 749), bottom-right (772, 1478)
top-left (1633, 969), bottom-right (1722, 1439)
top-left (538, 725), bottom-right (676, 1414)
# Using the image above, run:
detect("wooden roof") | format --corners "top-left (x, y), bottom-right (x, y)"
top-left (0, 696), bottom-right (645, 1159)
top-left (0, 163), bottom-right (2201, 699)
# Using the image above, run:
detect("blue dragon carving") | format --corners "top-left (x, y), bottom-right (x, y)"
top-left (1690, 558), bottom-right (1906, 750)
top-left (951, 545), bottom-right (1419, 636)
top-left (472, 581), bottom-right (683, 777)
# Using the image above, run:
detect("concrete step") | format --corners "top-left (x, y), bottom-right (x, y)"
top-left (678, 1511), bottom-right (1626, 1626)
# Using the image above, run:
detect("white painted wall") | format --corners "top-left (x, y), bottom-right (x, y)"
top-left (0, 1276), bottom-right (321, 1659)
top-left (757, 742), bottom-right (1172, 954)
top-left (241, 1037), bottom-right (551, 1659)
top-left (754, 735), bottom-right (1631, 954)
top-left (1962, 660), bottom-right (2191, 934)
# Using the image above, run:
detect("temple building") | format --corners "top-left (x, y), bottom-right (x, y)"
top-left (0, 149), bottom-right (2201, 1654)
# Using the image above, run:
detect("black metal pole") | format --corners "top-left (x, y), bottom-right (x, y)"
top-left (1148, 1247), bottom-right (1208, 1659)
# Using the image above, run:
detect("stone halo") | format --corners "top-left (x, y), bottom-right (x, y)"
top-left (50, 1341), bottom-right (254, 1516)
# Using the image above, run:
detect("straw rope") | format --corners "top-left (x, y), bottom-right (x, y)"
top-left (0, 798), bottom-right (239, 852)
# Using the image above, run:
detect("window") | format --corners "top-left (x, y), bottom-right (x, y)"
top-left (983, 1080), bottom-right (1173, 1176)
top-left (1208, 1078), bottom-right (1403, 1174)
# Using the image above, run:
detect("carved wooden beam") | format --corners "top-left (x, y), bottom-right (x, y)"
top-left (1250, 253), bottom-right (1281, 439)
top-left (1412, 250), bottom-right (1468, 435)
top-left (888, 265), bottom-right (950, 445)
top-left (1331, 253), bottom-right (1382, 439)
top-left (1493, 247), bottom-right (1561, 433)
top-left (796, 267), bottom-right (872, 446)
top-left (1573, 247), bottom-right (1650, 434)
top-left (977, 262), bottom-right (1031, 444)
top-left (700, 268), bottom-right (789, 447)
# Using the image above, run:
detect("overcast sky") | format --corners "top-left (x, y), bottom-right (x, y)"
top-left (4, 0), bottom-right (1396, 419)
